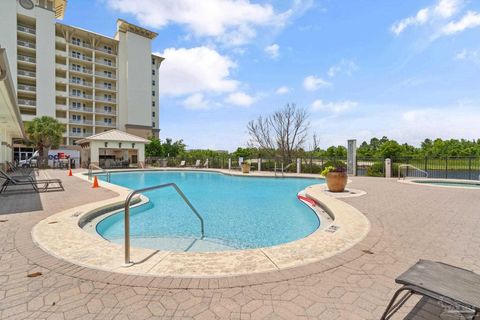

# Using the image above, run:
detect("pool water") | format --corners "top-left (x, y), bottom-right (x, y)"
top-left (414, 180), bottom-right (480, 188)
top-left (96, 171), bottom-right (323, 252)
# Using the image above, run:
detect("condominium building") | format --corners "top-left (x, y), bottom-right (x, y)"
top-left (0, 0), bottom-right (163, 160)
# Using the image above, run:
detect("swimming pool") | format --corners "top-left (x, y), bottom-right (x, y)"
top-left (411, 179), bottom-right (480, 189)
top-left (95, 171), bottom-right (324, 252)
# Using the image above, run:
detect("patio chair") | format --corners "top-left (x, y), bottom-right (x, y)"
top-left (193, 160), bottom-right (201, 168)
top-left (0, 169), bottom-right (64, 194)
top-left (7, 161), bottom-right (33, 176)
top-left (203, 159), bottom-right (209, 168)
top-left (381, 259), bottom-right (480, 319)
top-left (179, 160), bottom-right (186, 167)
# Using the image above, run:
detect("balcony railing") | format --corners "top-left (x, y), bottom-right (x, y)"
top-left (18, 99), bottom-right (36, 107)
top-left (95, 83), bottom-right (116, 91)
top-left (69, 131), bottom-right (92, 137)
top-left (95, 71), bottom-right (116, 79)
top-left (95, 108), bottom-right (116, 115)
top-left (70, 41), bottom-right (92, 49)
top-left (17, 40), bottom-right (35, 49)
top-left (57, 104), bottom-right (67, 111)
top-left (18, 69), bottom-right (36, 78)
top-left (96, 47), bottom-right (115, 55)
top-left (18, 84), bottom-right (36, 92)
top-left (69, 119), bottom-right (93, 125)
top-left (95, 121), bottom-right (116, 127)
top-left (70, 92), bottom-right (93, 99)
top-left (70, 79), bottom-right (92, 87)
top-left (69, 106), bottom-right (93, 113)
top-left (18, 54), bottom-right (36, 63)
top-left (95, 96), bottom-right (116, 103)
top-left (70, 53), bottom-right (92, 62)
top-left (95, 59), bottom-right (116, 67)
top-left (17, 25), bottom-right (36, 35)
top-left (70, 66), bottom-right (92, 74)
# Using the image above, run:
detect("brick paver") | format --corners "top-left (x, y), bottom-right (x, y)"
top-left (1, 170), bottom-right (480, 319)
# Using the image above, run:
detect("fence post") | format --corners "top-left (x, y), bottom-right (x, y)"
top-left (385, 158), bottom-right (392, 178)
top-left (445, 157), bottom-right (448, 179)
top-left (258, 158), bottom-right (262, 172)
top-left (296, 158), bottom-right (301, 174)
top-left (228, 158), bottom-right (231, 170)
top-left (469, 157), bottom-right (472, 180)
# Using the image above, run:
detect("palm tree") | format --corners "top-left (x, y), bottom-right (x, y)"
top-left (25, 116), bottom-right (65, 168)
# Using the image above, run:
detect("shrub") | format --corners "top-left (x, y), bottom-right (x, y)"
top-left (367, 162), bottom-right (385, 177)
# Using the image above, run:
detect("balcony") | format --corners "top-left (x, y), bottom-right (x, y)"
top-left (70, 92), bottom-right (93, 100)
top-left (69, 41), bottom-right (92, 49)
top-left (70, 66), bottom-right (92, 75)
top-left (18, 25), bottom-right (36, 35)
top-left (18, 99), bottom-right (36, 107)
top-left (56, 77), bottom-right (67, 84)
top-left (69, 119), bottom-right (93, 125)
top-left (56, 90), bottom-right (67, 97)
top-left (95, 71), bottom-right (116, 79)
top-left (57, 117), bottom-right (67, 124)
top-left (95, 83), bottom-right (116, 91)
top-left (95, 59), bottom-right (116, 68)
top-left (69, 131), bottom-right (92, 137)
top-left (95, 96), bottom-right (116, 103)
top-left (56, 104), bottom-right (68, 111)
top-left (55, 50), bottom-right (67, 57)
top-left (70, 79), bottom-right (92, 87)
top-left (17, 40), bottom-right (36, 49)
top-left (18, 54), bottom-right (36, 64)
top-left (70, 53), bottom-right (92, 62)
top-left (56, 63), bottom-right (67, 71)
top-left (18, 84), bottom-right (36, 92)
top-left (55, 36), bottom-right (66, 44)
top-left (95, 121), bottom-right (116, 127)
top-left (96, 47), bottom-right (115, 55)
top-left (95, 108), bottom-right (116, 115)
top-left (69, 106), bottom-right (93, 113)
top-left (18, 69), bottom-right (36, 78)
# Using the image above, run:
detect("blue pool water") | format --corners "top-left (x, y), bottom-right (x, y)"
top-left (96, 171), bottom-right (324, 251)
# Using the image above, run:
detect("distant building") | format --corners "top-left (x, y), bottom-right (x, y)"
top-left (0, 0), bottom-right (164, 162)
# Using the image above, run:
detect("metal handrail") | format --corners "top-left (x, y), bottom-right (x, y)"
top-left (398, 164), bottom-right (428, 180)
top-left (88, 163), bottom-right (110, 182)
top-left (124, 183), bottom-right (205, 264)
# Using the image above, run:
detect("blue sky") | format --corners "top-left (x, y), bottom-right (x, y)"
top-left (63, 0), bottom-right (480, 151)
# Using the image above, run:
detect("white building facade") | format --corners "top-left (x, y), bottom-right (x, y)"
top-left (0, 0), bottom-right (163, 162)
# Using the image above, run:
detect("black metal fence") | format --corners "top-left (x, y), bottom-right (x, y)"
top-left (393, 157), bottom-right (480, 180)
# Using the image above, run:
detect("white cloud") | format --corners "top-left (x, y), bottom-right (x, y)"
top-left (106, 0), bottom-right (302, 45)
top-left (182, 93), bottom-right (210, 110)
top-left (264, 44), bottom-right (280, 59)
top-left (225, 92), bottom-right (256, 107)
top-left (275, 86), bottom-right (291, 95)
top-left (327, 59), bottom-right (358, 77)
top-left (455, 49), bottom-right (480, 64)
top-left (156, 47), bottom-right (239, 96)
top-left (310, 100), bottom-right (358, 113)
top-left (391, 0), bottom-right (462, 35)
top-left (441, 11), bottom-right (480, 35)
top-left (302, 76), bottom-right (331, 91)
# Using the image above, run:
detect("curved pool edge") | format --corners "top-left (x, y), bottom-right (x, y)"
top-left (399, 178), bottom-right (480, 190)
top-left (32, 168), bottom-right (370, 279)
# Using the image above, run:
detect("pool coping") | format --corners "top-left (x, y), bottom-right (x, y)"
top-left (32, 168), bottom-right (371, 282)
top-left (399, 178), bottom-right (480, 190)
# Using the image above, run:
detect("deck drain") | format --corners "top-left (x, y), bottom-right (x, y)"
top-left (48, 221), bottom-right (59, 224)
top-left (362, 249), bottom-right (375, 255)
top-left (27, 272), bottom-right (43, 278)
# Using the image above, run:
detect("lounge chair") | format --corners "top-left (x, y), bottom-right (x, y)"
top-left (193, 160), bottom-right (201, 168)
top-left (179, 160), bottom-right (186, 167)
top-left (0, 170), bottom-right (64, 193)
top-left (7, 161), bottom-right (33, 176)
top-left (381, 259), bottom-right (480, 319)
top-left (203, 159), bottom-right (209, 168)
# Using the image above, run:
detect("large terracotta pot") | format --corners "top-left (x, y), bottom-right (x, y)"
top-left (326, 172), bottom-right (347, 192)
top-left (241, 163), bottom-right (251, 174)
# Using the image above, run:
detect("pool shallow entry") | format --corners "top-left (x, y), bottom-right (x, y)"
top-left (95, 171), bottom-right (324, 252)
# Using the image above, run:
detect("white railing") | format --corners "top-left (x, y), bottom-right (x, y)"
top-left (70, 92), bottom-right (93, 99)
top-left (56, 104), bottom-right (67, 110)
top-left (70, 131), bottom-right (92, 137)
top-left (69, 119), bottom-right (93, 125)
top-left (18, 55), bottom-right (36, 63)
top-left (18, 84), bottom-right (36, 92)
top-left (95, 59), bottom-right (116, 67)
top-left (70, 41), bottom-right (92, 49)
top-left (95, 71), bottom-right (116, 79)
top-left (96, 47), bottom-right (114, 55)
top-left (95, 84), bottom-right (116, 91)
top-left (70, 79), bottom-right (92, 87)
top-left (18, 69), bottom-right (36, 77)
top-left (69, 106), bottom-right (93, 112)
top-left (95, 108), bottom-right (116, 115)
top-left (17, 25), bottom-right (36, 35)
top-left (70, 66), bottom-right (93, 74)
top-left (95, 121), bottom-right (115, 127)
top-left (18, 99), bottom-right (36, 106)
top-left (398, 164), bottom-right (429, 180)
top-left (95, 96), bottom-right (116, 103)
top-left (70, 53), bottom-right (92, 62)
top-left (17, 40), bottom-right (35, 49)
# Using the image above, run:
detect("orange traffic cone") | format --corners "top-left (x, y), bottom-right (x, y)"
top-left (92, 176), bottom-right (99, 188)
top-left (68, 168), bottom-right (73, 176)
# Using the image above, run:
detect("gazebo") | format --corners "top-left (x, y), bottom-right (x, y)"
top-left (76, 129), bottom-right (149, 168)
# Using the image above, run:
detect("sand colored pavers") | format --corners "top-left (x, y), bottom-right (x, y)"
top-left (1, 169), bottom-right (480, 319)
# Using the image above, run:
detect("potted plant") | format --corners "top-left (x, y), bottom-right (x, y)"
top-left (241, 160), bottom-right (251, 174)
top-left (321, 164), bottom-right (347, 192)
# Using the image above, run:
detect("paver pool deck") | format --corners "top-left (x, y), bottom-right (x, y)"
top-left (1, 169), bottom-right (480, 319)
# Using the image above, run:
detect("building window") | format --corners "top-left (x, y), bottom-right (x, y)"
top-left (72, 37), bottom-right (81, 45)
top-left (152, 91), bottom-right (155, 96)
top-left (152, 111), bottom-right (155, 117)
top-left (104, 58), bottom-right (112, 66)
top-left (72, 115), bottom-right (81, 121)
top-left (152, 58), bottom-right (155, 65)
top-left (152, 80), bottom-right (155, 86)
top-left (152, 122), bottom-right (155, 127)
top-left (103, 70), bottom-right (112, 78)
top-left (104, 82), bottom-right (112, 89)
top-left (103, 45), bottom-right (112, 54)
top-left (104, 106), bottom-right (112, 113)
top-left (71, 50), bottom-right (81, 59)
top-left (152, 69), bottom-right (155, 75)
top-left (104, 118), bottom-right (112, 124)
top-left (152, 101), bottom-right (155, 107)
top-left (104, 94), bottom-right (112, 101)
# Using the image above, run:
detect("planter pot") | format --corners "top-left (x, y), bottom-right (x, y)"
top-left (241, 163), bottom-right (251, 174)
top-left (326, 172), bottom-right (347, 192)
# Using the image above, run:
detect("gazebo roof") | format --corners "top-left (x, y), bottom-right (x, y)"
top-left (76, 129), bottom-right (149, 144)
